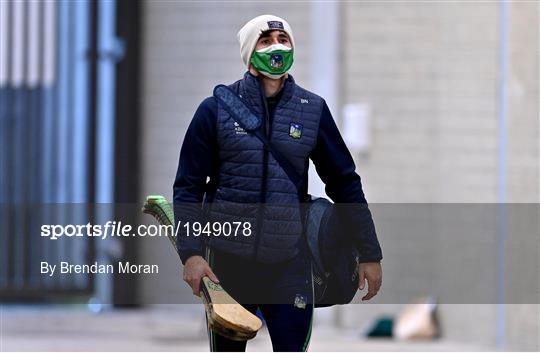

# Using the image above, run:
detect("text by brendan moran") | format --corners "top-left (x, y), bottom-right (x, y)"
top-left (41, 261), bottom-right (159, 276)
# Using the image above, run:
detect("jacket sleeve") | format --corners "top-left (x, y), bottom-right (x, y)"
top-left (173, 97), bottom-right (219, 264)
top-left (309, 100), bottom-right (383, 263)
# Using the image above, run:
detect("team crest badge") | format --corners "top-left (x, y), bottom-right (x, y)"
top-left (270, 54), bottom-right (284, 69)
top-left (294, 294), bottom-right (307, 309)
top-left (289, 122), bottom-right (303, 139)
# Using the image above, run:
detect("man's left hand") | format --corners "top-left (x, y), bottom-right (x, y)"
top-left (358, 262), bottom-right (382, 301)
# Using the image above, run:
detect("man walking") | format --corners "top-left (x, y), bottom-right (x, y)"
top-left (173, 14), bottom-right (383, 352)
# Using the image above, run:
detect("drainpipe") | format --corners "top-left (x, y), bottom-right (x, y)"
top-left (496, 0), bottom-right (509, 350)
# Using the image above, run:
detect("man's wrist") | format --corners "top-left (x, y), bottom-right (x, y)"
top-left (180, 250), bottom-right (204, 265)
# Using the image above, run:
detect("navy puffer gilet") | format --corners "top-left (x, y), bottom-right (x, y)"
top-left (206, 72), bottom-right (324, 263)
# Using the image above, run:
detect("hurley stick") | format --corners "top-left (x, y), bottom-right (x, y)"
top-left (142, 195), bottom-right (262, 341)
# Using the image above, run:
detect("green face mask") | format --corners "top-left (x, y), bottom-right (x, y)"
top-left (250, 44), bottom-right (294, 79)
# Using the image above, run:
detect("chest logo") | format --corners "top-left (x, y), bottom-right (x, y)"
top-left (234, 121), bottom-right (247, 135)
top-left (289, 122), bottom-right (303, 139)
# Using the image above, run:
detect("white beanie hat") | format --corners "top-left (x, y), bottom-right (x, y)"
top-left (237, 14), bottom-right (295, 67)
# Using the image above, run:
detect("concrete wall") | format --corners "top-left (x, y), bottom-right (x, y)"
top-left (138, 1), bottom-right (539, 350)
top-left (506, 1), bottom-right (539, 203)
top-left (342, 2), bottom-right (501, 203)
top-left (340, 1), bottom-right (538, 350)
top-left (504, 3), bottom-right (539, 350)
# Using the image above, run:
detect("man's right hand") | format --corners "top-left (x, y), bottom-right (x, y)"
top-left (183, 255), bottom-right (220, 297)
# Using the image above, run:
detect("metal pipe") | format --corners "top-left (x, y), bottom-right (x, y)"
top-left (496, 0), bottom-right (510, 350)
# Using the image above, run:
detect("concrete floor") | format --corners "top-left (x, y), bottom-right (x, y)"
top-left (1, 305), bottom-right (492, 352)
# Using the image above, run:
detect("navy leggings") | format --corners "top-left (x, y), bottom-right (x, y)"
top-left (204, 244), bottom-right (314, 352)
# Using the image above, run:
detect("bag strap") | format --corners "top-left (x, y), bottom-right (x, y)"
top-left (213, 84), bottom-right (304, 190)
